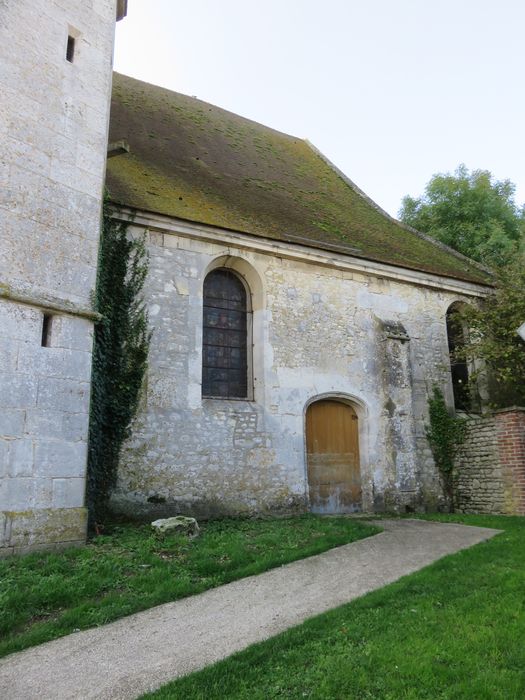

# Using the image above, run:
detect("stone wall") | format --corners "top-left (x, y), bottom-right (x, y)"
top-left (0, 0), bottom-right (117, 306)
top-left (0, 1), bottom-right (120, 555)
top-left (110, 216), bottom-right (487, 520)
top-left (455, 408), bottom-right (525, 515)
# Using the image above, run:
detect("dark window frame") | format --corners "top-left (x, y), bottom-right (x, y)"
top-left (202, 268), bottom-right (251, 399)
top-left (41, 313), bottom-right (53, 348)
top-left (446, 305), bottom-right (471, 411)
top-left (66, 35), bottom-right (75, 62)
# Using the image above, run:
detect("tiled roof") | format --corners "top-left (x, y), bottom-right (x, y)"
top-left (106, 73), bottom-right (490, 285)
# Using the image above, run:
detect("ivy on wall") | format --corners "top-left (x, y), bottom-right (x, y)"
top-left (86, 200), bottom-right (151, 529)
top-left (426, 386), bottom-right (466, 509)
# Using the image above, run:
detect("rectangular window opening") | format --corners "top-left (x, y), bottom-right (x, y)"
top-left (66, 35), bottom-right (75, 62)
top-left (41, 314), bottom-right (53, 347)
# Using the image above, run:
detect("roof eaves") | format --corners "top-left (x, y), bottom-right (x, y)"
top-left (108, 199), bottom-right (494, 289)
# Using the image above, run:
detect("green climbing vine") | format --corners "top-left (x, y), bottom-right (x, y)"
top-left (86, 199), bottom-right (151, 529)
top-left (426, 386), bottom-right (466, 508)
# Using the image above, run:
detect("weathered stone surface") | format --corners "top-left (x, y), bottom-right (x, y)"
top-left (455, 409), bottom-right (525, 515)
top-left (0, 1), bottom-right (119, 553)
top-left (151, 516), bottom-right (200, 538)
top-left (0, 3), bottom-right (116, 306)
top-left (0, 507), bottom-right (88, 557)
top-left (455, 416), bottom-right (504, 513)
top-left (111, 222), bottom-right (484, 519)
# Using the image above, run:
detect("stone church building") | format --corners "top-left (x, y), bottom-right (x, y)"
top-left (105, 75), bottom-right (491, 520)
top-left (1, 2), bottom-right (492, 554)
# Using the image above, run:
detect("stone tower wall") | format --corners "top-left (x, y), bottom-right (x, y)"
top-left (0, 1), bottom-right (123, 555)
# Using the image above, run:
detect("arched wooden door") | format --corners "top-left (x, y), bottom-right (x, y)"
top-left (306, 400), bottom-right (361, 514)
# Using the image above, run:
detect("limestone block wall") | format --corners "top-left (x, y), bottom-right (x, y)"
top-left (111, 218), bottom-right (483, 520)
top-left (0, 300), bottom-right (93, 554)
top-left (0, 1), bottom-right (120, 554)
top-left (0, 0), bottom-right (117, 305)
top-left (455, 408), bottom-right (525, 514)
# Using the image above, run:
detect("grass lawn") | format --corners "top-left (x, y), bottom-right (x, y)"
top-left (142, 514), bottom-right (525, 700)
top-left (0, 514), bottom-right (379, 659)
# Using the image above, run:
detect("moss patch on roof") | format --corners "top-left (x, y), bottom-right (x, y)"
top-left (106, 73), bottom-right (490, 285)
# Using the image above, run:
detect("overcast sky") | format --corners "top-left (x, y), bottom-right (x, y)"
top-left (114, 0), bottom-right (525, 218)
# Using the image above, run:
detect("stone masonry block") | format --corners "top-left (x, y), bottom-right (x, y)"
top-left (0, 506), bottom-right (87, 551)
top-left (63, 412), bottom-right (90, 442)
top-left (0, 336), bottom-right (19, 372)
top-left (34, 440), bottom-right (87, 478)
top-left (24, 409), bottom-right (89, 443)
top-left (0, 440), bottom-right (8, 479)
top-left (0, 301), bottom-right (41, 343)
top-left (0, 477), bottom-right (39, 511)
top-left (36, 377), bottom-right (91, 414)
top-left (7, 439), bottom-right (34, 477)
top-left (0, 373), bottom-right (38, 409)
top-left (51, 316), bottom-right (94, 352)
top-left (0, 410), bottom-right (25, 439)
top-left (52, 477), bottom-right (85, 508)
top-left (17, 345), bottom-right (92, 381)
top-left (24, 410), bottom-right (67, 442)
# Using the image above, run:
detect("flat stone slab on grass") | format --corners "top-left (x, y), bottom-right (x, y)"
top-left (151, 516), bottom-right (200, 538)
top-left (0, 519), bottom-right (501, 700)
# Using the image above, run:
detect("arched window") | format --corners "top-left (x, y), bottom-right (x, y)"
top-left (446, 304), bottom-right (470, 411)
top-left (202, 268), bottom-right (250, 398)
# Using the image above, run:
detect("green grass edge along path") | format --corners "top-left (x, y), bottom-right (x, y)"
top-left (0, 515), bottom-right (379, 659)
top-left (143, 514), bottom-right (525, 700)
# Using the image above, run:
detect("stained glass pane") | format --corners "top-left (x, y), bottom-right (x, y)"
top-left (202, 269), bottom-right (249, 398)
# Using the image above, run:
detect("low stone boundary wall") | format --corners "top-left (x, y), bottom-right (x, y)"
top-left (455, 407), bottom-right (525, 515)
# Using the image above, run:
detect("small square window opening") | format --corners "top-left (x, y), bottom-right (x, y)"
top-left (66, 35), bottom-right (75, 63)
top-left (41, 314), bottom-right (53, 347)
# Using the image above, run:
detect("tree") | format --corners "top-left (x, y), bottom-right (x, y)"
top-left (399, 164), bottom-right (524, 267)
top-left (400, 166), bottom-right (525, 407)
top-left (461, 257), bottom-right (525, 407)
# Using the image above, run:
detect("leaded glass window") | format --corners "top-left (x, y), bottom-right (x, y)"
top-left (202, 269), bottom-right (248, 398)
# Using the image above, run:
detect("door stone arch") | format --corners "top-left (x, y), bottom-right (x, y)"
top-left (305, 398), bottom-right (362, 513)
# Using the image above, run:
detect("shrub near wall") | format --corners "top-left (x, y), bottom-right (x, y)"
top-left (426, 387), bottom-right (466, 508)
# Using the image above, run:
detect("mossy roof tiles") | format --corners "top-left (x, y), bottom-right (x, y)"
top-left (106, 73), bottom-right (490, 285)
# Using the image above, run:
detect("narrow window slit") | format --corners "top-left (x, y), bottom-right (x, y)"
top-left (66, 35), bottom-right (75, 62)
top-left (41, 314), bottom-right (53, 347)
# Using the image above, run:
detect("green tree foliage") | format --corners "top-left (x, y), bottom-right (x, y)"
top-left (87, 202), bottom-right (151, 529)
top-left (461, 258), bottom-right (525, 407)
top-left (426, 387), bottom-right (466, 505)
top-left (399, 164), bottom-right (524, 266)
top-left (401, 166), bottom-right (525, 407)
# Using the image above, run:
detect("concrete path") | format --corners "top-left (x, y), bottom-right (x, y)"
top-left (0, 519), bottom-right (500, 700)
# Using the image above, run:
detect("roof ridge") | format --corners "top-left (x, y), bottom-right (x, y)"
top-left (112, 71), bottom-right (302, 143)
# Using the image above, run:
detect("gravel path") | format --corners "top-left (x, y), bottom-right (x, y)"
top-left (0, 518), bottom-right (500, 700)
